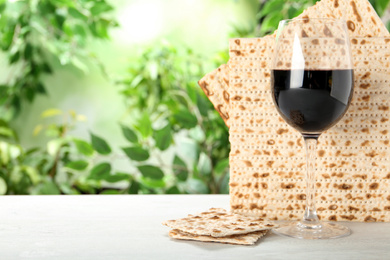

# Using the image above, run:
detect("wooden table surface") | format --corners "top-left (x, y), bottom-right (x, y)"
top-left (0, 195), bottom-right (389, 260)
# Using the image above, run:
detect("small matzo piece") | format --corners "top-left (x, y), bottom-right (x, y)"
top-left (168, 229), bottom-right (268, 245)
top-left (162, 208), bottom-right (277, 237)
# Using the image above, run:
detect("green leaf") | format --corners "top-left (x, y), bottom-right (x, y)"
top-left (135, 112), bottom-right (152, 138)
top-left (259, 0), bottom-right (284, 19)
top-left (24, 86), bottom-right (36, 103)
top-left (36, 82), bottom-right (47, 94)
top-left (197, 152), bottom-right (212, 177)
top-left (9, 51), bottom-right (20, 64)
top-left (90, 132), bottom-right (111, 155)
top-left (66, 160), bottom-right (88, 171)
top-left (287, 5), bottom-right (299, 19)
top-left (186, 84), bottom-right (197, 104)
top-left (260, 12), bottom-right (283, 35)
top-left (73, 138), bottom-right (94, 156)
top-left (73, 24), bottom-right (87, 38)
top-left (73, 182), bottom-right (95, 194)
top-left (137, 165), bottom-right (164, 180)
top-left (0, 126), bottom-right (15, 138)
top-left (214, 158), bottom-right (229, 175)
top-left (0, 85), bottom-right (9, 106)
top-left (25, 147), bottom-right (40, 156)
top-left (128, 180), bottom-right (140, 194)
top-left (173, 155), bottom-right (188, 181)
top-left (154, 124), bottom-right (172, 151)
top-left (188, 125), bottom-right (205, 142)
top-left (11, 96), bottom-right (21, 117)
top-left (38, 182), bottom-right (61, 195)
top-left (120, 124), bottom-right (138, 143)
top-left (71, 57), bottom-right (89, 74)
top-left (173, 109), bottom-right (197, 129)
top-left (23, 166), bottom-right (41, 185)
top-left (89, 162), bottom-right (111, 180)
top-left (23, 43), bottom-right (33, 60)
top-left (59, 183), bottom-right (79, 195)
top-left (63, 22), bottom-right (73, 37)
top-left (90, 2), bottom-right (113, 15)
top-left (122, 146), bottom-right (149, 161)
top-left (0, 3), bottom-right (6, 14)
top-left (196, 94), bottom-right (209, 117)
top-left (0, 11), bottom-right (7, 31)
top-left (68, 7), bottom-right (88, 21)
top-left (90, 18), bottom-right (113, 39)
top-left (129, 74), bottom-right (143, 88)
top-left (166, 186), bottom-right (180, 194)
top-left (140, 177), bottom-right (166, 188)
top-left (1, 23), bottom-right (15, 51)
top-left (172, 91), bottom-right (189, 107)
top-left (0, 142), bottom-right (21, 165)
top-left (379, 0), bottom-right (390, 13)
top-left (41, 63), bottom-right (52, 74)
top-left (105, 172), bottom-right (130, 183)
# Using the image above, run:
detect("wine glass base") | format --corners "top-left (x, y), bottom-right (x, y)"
top-left (272, 221), bottom-right (351, 239)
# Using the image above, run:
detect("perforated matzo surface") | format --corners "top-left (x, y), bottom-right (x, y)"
top-left (226, 37), bottom-right (390, 222)
top-left (198, 0), bottom-right (390, 222)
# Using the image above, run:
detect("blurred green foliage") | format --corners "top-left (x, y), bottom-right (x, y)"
top-left (257, 0), bottom-right (319, 36)
top-left (0, 0), bottom-right (117, 120)
top-left (0, 0), bottom-right (388, 194)
top-left (230, 0), bottom-right (320, 38)
top-left (0, 0), bottom-right (119, 194)
top-left (0, 109), bottom-right (119, 194)
top-left (117, 42), bottom-right (230, 194)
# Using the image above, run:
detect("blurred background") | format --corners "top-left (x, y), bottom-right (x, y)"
top-left (0, 0), bottom-right (389, 195)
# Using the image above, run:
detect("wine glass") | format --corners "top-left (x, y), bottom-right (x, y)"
top-left (270, 18), bottom-right (354, 239)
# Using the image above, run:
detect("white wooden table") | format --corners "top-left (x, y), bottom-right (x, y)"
top-left (0, 195), bottom-right (389, 260)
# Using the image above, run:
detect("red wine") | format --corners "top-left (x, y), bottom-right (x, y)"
top-left (271, 69), bottom-right (353, 134)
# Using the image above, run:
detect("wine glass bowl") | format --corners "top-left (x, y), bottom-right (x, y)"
top-left (270, 18), bottom-right (354, 239)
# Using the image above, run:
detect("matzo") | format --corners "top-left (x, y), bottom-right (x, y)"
top-left (198, 65), bottom-right (230, 127)
top-left (297, 0), bottom-right (388, 37)
top-left (162, 208), bottom-right (277, 237)
top-left (198, 0), bottom-right (390, 222)
top-left (228, 36), bottom-right (390, 222)
top-left (168, 229), bottom-right (268, 245)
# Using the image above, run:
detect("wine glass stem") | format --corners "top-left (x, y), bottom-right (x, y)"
top-left (302, 134), bottom-right (320, 228)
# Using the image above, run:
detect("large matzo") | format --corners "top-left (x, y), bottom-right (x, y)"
top-left (198, 0), bottom-right (390, 222)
